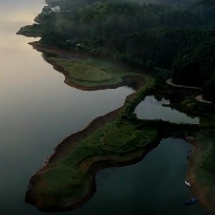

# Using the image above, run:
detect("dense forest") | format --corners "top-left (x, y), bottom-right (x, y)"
top-left (38, 0), bottom-right (215, 102)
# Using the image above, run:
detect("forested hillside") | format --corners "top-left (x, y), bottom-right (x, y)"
top-left (38, 0), bottom-right (215, 102)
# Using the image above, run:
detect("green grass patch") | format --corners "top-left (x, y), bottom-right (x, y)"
top-left (34, 164), bottom-right (87, 199)
top-left (50, 57), bottom-right (139, 87)
top-left (35, 120), bottom-right (158, 200)
top-left (27, 59), bottom-right (215, 208)
top-left (55, 60), bottom-right (112, 82)
top-left (32, 77), bottom-right (159, 201)
top-left (104, 125), bottom-right (139, 147)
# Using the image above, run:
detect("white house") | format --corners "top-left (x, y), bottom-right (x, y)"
top-left (51, 6), bottom-right (61, 12)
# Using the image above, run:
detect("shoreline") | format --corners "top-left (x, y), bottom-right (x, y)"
top-left (24, 44), bottom-right (214, 213)
top-left (25, 77), bottom-right (149, 211)
top-left (26, 107), bottom-right (122, 211)
top-left (26, 117), bottom-right (213, 212)
top-left (14, 1), bottom-right (215, 214)
top-left (29, 41), bottom-right (144, 91)
top-left (25, 77), bottom-right (163, 212)
top-left (44, 106), bottom-right (123, 166)
top-left (27, 107), bottom-right (126, 212)
top-left (45, 57), bottom-right (144, 91)
top-left (185, 136), bottom-right (215, 214)
top-left (17, 31), bottom-right (41, 37)
top-left (37, 140), bottom-right (161, 212)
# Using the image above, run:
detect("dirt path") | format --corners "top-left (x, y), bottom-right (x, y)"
top-left (196, 95), bottom-right (212, 104)
top-left (166, 78), bottom-right (201, 89)
top-left (166, 79), bottom-right (212, 104)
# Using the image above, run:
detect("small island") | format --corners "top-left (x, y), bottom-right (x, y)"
top-left (18, 0), bottom-right (215, 213)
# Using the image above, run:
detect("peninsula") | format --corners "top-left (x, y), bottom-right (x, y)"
top-left (18, 0), bottom-right (215, 213)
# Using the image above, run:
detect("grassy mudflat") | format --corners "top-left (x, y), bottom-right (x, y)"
top-left (48, 57), bottom-right (139, 87)
top-left (25, 72), bottom-right (215, 213)
top-left (51, 58), bottom-right (112, 82)
top-left (25, 41), bottom-right (215, 213)
top-left (29, 41), bottom-right (144, 90)
top-left (25, 72), bottom-right (215, 212)
top-left (26, 76), bottom-right (159, 210)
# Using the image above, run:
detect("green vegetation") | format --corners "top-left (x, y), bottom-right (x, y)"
top-left (51, 57), bottom-right (112, 82)
top-left (22, 0), bottom-right (215, 212)
top-left (18, 0), bottom-right (215, 101)
top-left (49, 57), bottom-right (139, 87)
top-left (38, 165), bottom-right (85, 198)
top-left (103, 126), bottom-right (138, 147)
top-left (26, 69), bottom-right (215, 211)
top-left (27, 73), bottom-right (215, 211)
top-left (16, 24), bottom-right (45, 37)
top-left (27, 76), bottom-right (158, 204)
top-left (25, 0), bottom-right (215, 102)
top-left (166, 89), bottom-right (215, 121)
top-left (121, 75), bottom-right (155, 117)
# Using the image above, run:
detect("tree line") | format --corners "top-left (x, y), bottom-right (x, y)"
top-left (39, 0), bottom-right (215, 102)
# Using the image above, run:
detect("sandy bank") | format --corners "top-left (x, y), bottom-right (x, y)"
top-left (185, 136), bottom-right (215, 214)
top-left (196, 95), bottom-right (212, 104)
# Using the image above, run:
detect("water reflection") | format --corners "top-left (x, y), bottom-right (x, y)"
top-left (134, 96), bottom-right (212, 125)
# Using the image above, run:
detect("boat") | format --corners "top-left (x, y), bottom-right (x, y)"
top-left (185, 180), bottom-right (191, 187)
top-left (184, 198), bottom-right (198, 205)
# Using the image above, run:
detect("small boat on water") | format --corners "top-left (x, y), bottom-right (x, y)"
top-left (185, 198), bottom-right (198, 205)
top-left (185, 180), bottom-right (191, 187)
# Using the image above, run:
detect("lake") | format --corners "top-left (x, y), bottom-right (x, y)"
top-left (0, 1), bottom-right (209, 215)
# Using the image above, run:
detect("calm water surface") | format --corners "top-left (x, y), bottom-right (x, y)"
top-left (135, 96), bottom-right (212, 125)
top-left (0, 1), bottom-right (209, 215)
top-left (73, 138), bottom-right (206, 215)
